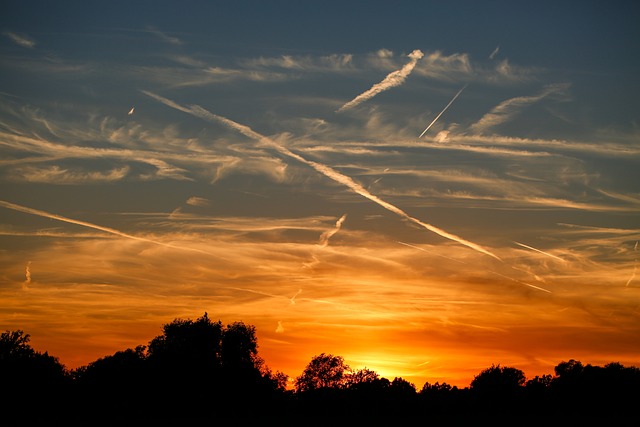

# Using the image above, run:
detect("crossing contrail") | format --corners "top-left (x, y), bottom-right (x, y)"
top-left (144, 91), bottom-right (500, 260)
top-left (398, 241), bottom-right (550, 293)
top-left (419, 84), bottom-right (467, 139)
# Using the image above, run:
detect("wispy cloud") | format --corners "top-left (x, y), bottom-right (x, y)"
top-left (146, 26), bottom-right (182, 45)
top-left (4, 31), bottom-right (36, 48)
top-left (337, 50), bottom-right (424, 112)
top-left (245, 53), bottom-right (354, 71)
top-left (186, 196), bottom-right (211, 207)
top-left (144, 91), bottom-right (500, 260)
top-left (469, 83), bottom-right (570, 134)
top-left (11, 165), bottom-right (130, 184)
top-left (413, 51), bottom-right (473, 81)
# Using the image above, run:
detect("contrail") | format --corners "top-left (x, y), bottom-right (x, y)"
top-left (25, 261), bottom-right (32, 284)
top-left (419, 84), bottom-right (467, 138)
top-left (337, 49), bottom-right (424, 112)
top-left (0, 200), bottom-right (216, 256)
top-left (489, 45), bottom-right (500, 60)
top-left (469, 83), bottom-right (569, 134)
top-left (319, 214), bottom-right (347, 247)
top-left (290, 289), bottom-right (302, 305)
top-left (399, 240), bottom-right (550, 293)
top-left (143, 91), bottom-right (500, 260)
top-left (627, 241), bottom-right (638, 287)
top-left (513, 241), bottom-right (566, 263)
top-left (397, 241), bottom-right (466, 264)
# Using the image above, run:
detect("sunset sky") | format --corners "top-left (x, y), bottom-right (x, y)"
top-left (1, 1), bottom-right (639, 388)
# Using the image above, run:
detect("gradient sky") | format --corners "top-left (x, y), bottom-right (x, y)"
top-left (1, 1), bottom-right (639, 388)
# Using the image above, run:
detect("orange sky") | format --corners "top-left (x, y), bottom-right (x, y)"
top-left (1, 1), bottom-right (639, 390)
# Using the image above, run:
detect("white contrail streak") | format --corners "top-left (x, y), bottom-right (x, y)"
top-left (290, 289), bottom-right (302, 305)
top-left (24, 261), bottom-right (31, 287)
top-left (0, 200), bottom-right (215, 256)
top-left (419, 84), bottom-right (467, 138)
top-left (627, 241), bottom-right (638, 287)
top-left (513, 241), bottom-right (566, 263)
top-left (143, 91), bottom-right (500, 260)
top-left (319, 214), bottom-right (347, 247)
top-left (396, 241), bottom-right (466, 264)
top-left (337, 49), bottom-right (424, 112)
top-left (626, 265), bottom-right (637, 287)
top-left (488, 270), bottom-right (552, 293)
top-left (398, 241), bottom-right (551, 293)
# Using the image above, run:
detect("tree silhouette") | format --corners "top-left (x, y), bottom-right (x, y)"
top-left (469, 364), bottom-right (526, 416)
top-left (470, 363), bottom-right (526, 395)
top-left (3, 321), bottom-right (640, 423)
top-left (0, 330), bottom-right (69, 419)
top-left (295, 353), bottom-right (351, 392)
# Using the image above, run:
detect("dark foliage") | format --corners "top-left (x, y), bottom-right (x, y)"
top-left (1, 317), bottom-right (639, 424)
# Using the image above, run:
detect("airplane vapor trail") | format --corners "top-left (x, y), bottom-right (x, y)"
top-left (419, 84), bottom-right (467, 138)
top-left (319, 214), bottom-right (347, 247)
top-left (25, 261), bottom-right (32, 283)
top-left (398, 241), bottom-right (550, 293)
top-left (0, 200), bottom-right (215, 256)
top-left (513, 241), bottom-right (566, 263)
top-left (396, 241), bottom-right (466, 264)
top-left (627, 241), bottom-right (638, 287)
top-left (337, 49), bottom-right (424, 112)
top-left (144, 91), bottom-right (500, 260)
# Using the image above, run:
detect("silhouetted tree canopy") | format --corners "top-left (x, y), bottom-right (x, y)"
top-left (2, 319), bottom-right (640, 423)
top-left (0, 329), bottom-right (68, 417)
top-left (295, 353), bottom-right (351, 392)
top-left (470, 363), bottom-right (526, 395)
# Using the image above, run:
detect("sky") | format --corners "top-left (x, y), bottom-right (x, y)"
top-left (1, 0), bottom-right (639, 388)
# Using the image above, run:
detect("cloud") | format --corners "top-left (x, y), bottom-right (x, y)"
top-left (337, 49), bottom-right (424, 112)
top-left (276, 321), bottom-right (285, 333)
top-left (245, 53), bottom-right (353, 71)
top-left (489, 46), bottom-right (500, 60)
top-left (11, 165), bottom-right (130, 184)
top-left (186, 197), bottom-right (211, 207)
top-left (413, 50), bottom-right (473, 81)
top-left (4, 31), bottom-right (36, 48)
top-left (146, 26), bottom-right (182, 45)
top-left (469, 84), bottom-right (570, 134)
top-left (144, 91), bottom-right (501, 260)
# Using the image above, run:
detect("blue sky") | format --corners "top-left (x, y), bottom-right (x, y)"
top-left (1, 1), bottom-right (639, 387)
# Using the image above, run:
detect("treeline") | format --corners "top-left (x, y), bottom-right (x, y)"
top-left (1, 313), bottom-right (639, 424)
